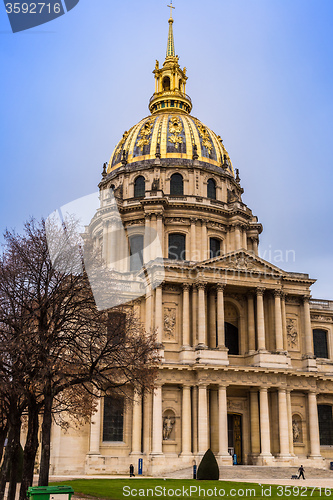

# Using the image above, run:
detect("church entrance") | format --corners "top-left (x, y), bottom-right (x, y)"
top-left (227, 414), bottom-right (242, 464)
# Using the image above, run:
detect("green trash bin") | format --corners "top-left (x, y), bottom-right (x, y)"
top-left (27, 486), bottom-right (74, 500)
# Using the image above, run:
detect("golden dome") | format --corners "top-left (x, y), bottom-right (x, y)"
top-left (107, 113), bottom-right (234, 176)
top-left (106, 6), bottom-right (234, 178)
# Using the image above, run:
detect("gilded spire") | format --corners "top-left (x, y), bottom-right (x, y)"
top-left (166, 2), bottom-right (175, 58)
top-left (149, 1), bottom-right (192, 115)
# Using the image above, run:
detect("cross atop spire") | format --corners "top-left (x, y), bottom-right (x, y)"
top-left (167, 1), bottom-right (175, 20)
top-left (166, 1), bottom-right (175, 58)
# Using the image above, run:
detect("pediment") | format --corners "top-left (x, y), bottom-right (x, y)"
top-left (198, 250), bottom-right (285, 275)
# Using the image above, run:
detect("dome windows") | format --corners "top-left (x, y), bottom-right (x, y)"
top-left (170, 173), bottom-right (183, 196)
top-left (207, 178), bottom-right (216, 200)
top-left (209, 238), bottom-right (221, 259)
top-left (134, 176), bottom-right (145, 198)
top-left (129, 235), bottom-right (144, 272)
top-left (168, 233), bottom-right (186, 260)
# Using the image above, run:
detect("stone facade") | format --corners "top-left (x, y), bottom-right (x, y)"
top-left (46, 12), bottom-right (333, 477)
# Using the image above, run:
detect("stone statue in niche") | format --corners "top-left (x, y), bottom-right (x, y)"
top-left (292, 418), bottom-right (301, 442)
top-left (152, 178), bottom-right (160, 191)
top-left (163, 415), bottom-right (175, 440)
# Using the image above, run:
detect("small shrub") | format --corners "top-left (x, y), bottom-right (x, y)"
top-left (197, 448), bottom-right (219, 480)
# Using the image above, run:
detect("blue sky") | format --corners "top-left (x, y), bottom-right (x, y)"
top-left (0, 0), bottom-right (332, 299)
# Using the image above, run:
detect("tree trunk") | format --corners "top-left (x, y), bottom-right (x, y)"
top-left (38, 392), bottom-right (53, 487)
top-left (7, 416), bottom-right (22, 500)
top-left (0, 426), bottom-right (14, 500)
top-left (19, 403), bottom-right (40, 500)
top-left (0, 424), bottom-right (8, 465)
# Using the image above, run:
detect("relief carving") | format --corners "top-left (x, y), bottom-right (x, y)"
top-left (168, 117), bottom-right (183, 150)
top-left (137, 119), bottom-right (154, 151)
top-left (164, 307), bottom-right (177, 341)
top-left (287, 318), bottom-right (299, 350)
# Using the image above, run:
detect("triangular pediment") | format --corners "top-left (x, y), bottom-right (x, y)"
top-left (197, 250), bottom-right (285, 275)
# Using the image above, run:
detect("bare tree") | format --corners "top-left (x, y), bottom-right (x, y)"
top-left (0, 218), bottom-right (159, 497)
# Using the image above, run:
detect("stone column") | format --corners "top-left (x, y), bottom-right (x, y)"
top-left (144, 214), bottom-right (151, 264)
top-left (247, 293), bottom-right (256, 353)
top-left (192, 386), bottom-right (198, 454)
top-left (256, 288), bottom-right (266, 351)
top-left (131, 391), bottom-right (142, 454)
top-left (88, 398), bottom-right (101, 455)
top-left (190, 218), bottom-right (197, 261)
top-left (218, 385), bottom-right (229, 457)
top-left (152, 385), bottom-right (163, 455)
top-left (198, 384), bottom-right (209, 453)
top-left (155, 286), bottom-right (163, 343)
top-left (278, 388), bottom-right (290, 457)
top-left (308, 391), bottom-right (321, 458)
top-left (235, 225), bottom-right (241, 250)
top-left (242, 229), bottom-right (247, 249)
top-left (143, 391), bottom-right (152, 454)
top-left (156, 214), bottom-right (164, 258)
top-left (201, 221), bottom-right (207, 261)
top-left (192, 286), bottom-right (198, 346)
top-left (252, 238), bottom-right (259, 255)
top-left (208, 290), bottom-right (216, 348)
top-left (102, 221), bottom-right (109, 265)
top-left (217, 284), bottom-right (225, 349)
top-left (286, 390), bottom-right (294, 455)
top-left (197, 283), bottom-right (207, 347)
top-left (182, 285), bottom-right (190, 347)
top-left (281, 293), bottom-right (288, 351)
top-left (181, 385), bottom-right (192, 455)
top-left (109, 219), bottom-right (117, 269)
top-left (145, 290), bottom-right (152, 333)
top-left (303, 297), bottom-right (314, 356)
top-left (274, 291), bottom-right (284, 352)
top-left (259, 387), bottom-right (272, 457)
top-left (250, 389), bottom-right (260, 455)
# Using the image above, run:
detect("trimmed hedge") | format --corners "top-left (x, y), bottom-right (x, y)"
top-left (197, 448), bottom-right (219, 480)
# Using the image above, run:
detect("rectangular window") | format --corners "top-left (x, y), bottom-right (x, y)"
top-left (168, 234), bottom-right (186, 260)
top-left (318, 405), bottom-right (333, 445)
top-left (209, 238), bottom-right (221, 258)
top-left (103, 396), bottom-right (124, 442)
top-left (313, 329), bottom-right (328, 358)
top-left (107, 311), bottom-right (126, 344)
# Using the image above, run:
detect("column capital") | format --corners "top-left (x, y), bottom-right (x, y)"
top-left (182, 383), bottom-right (192, 389)
top-left (278, 387), bottom-right (287, 394)
top-left (256, 287), bottom-right (266, 296)
top-left (216, 283), bottom-right (226, 292)
top-left (196, 281), bottom-right (206, 290)
top-left (190, 217), bottom-right (198, 224)
top-left (197, 382), bottom-right (208, 388)
top-left (247, 290), bottom-right (255, 299)
top-left (218, 383), bottom-right (228, 390)
top-left (259, 386), bottom-right (269, 392)
top-left (182, 283), bottom-right (191, 291)
top-left (144, 213), bottom-right (152, 220)
top-left (274, 289), bottom-right (283, 298)
top-left (303, 295), bottom-right (311, 304)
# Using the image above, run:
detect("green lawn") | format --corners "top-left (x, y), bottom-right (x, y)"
top-left (51, 479), bottom-right (332, 500)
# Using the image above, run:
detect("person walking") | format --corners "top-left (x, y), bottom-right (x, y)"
top-left (130, 464), bottom-right (135, 477)
top-left (298, 465), bottom-right (305, 480)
